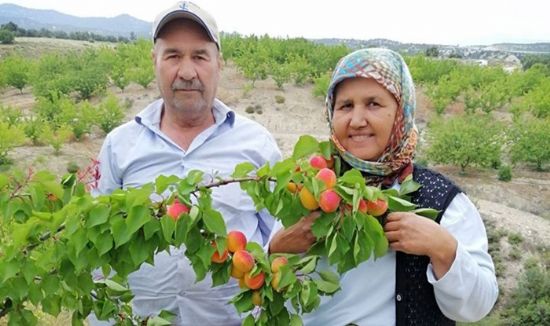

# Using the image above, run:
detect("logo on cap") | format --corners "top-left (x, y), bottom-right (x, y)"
top-left (179, 2), bottom-right (188, 11)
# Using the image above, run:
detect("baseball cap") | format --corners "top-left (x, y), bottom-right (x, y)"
top-left (152, 1), bottom-right (220, 50)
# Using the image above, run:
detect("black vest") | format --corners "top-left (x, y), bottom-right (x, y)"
top-left (395, 166), bottom-right (461, 326)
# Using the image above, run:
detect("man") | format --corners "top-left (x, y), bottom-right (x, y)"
top-left (91, 2), bottom-right (281, 324)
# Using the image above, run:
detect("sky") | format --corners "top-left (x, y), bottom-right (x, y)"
top-left (3, 0), bottom-right (549, 45)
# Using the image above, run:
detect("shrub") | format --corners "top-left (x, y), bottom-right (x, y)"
top-left (0, 29), bottom-right (14, 44)
top-left (39, 124), bottom-right (73, 155)
top-left (426, 115), bottom-right (503, 173)
top-left (313, 72), bottom-right (330, 98)
top-left (498, 165), bottom-right (512, 182)
top-left (510, 117), bottom-right (550, 171)
top-left (501, 259), bottom-right (550, 325)
top-left (0, 121), bottom-right (26, 164)
top-left (274, 95), bottom-right (285, 104)
top-left (96, 94), bottom-right (125, 134)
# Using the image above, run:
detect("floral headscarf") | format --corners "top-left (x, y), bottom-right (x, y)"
top-left (326, 48), bottom-right (418, 186)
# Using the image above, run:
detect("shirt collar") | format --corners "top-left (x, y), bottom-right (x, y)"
top-left (135, 98), bottom-right (235, 129)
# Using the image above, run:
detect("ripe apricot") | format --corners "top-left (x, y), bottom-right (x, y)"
top-left (210, 242), bottom-right (229, 263)
top-left (299, 187), bottom-right (319, 211)
top-left (271, 256), bottom-right (288, 273)
top-left (315, 168), bottom-right (337, 189)
top-left (358, 199), bottom-right (368, 213)
top-left (227, 231), bottom-right (247, 253)
top-left (309, 155), bottom-right (327, 169)
top-left (231, 265), bottom-right (245, 279)
top-left (232, 250), bottom-right (254, 273)
top-left (271, 271), bottom-right (282, 292)
top-left (244, 271), bottom-right (265, 290)
top-left (367, 199), bottom-right (388, 217)
top-left (252, 290), bottom-right (263, 306)
top-left (166, 198), bottom-right (189, 221)
top-left (319, 189), bottom-right (341, 213)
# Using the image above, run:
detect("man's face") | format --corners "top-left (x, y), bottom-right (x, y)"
top-left (153, 20), bottom-right (221, 118)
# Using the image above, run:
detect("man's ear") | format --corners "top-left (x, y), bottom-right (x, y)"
top-left (151, 48), bottom-right (156, 64)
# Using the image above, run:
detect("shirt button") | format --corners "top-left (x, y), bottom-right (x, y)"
top-left (396, 294), bottom-right (402, 302)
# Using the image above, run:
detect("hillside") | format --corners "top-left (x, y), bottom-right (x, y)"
top-left (0, 3), bottom-right (150, 37)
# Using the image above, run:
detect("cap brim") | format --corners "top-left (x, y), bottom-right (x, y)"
top-left (153, 11), bottom-right (217, 47)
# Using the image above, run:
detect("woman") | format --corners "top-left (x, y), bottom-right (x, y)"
top-left (269, 48), bottom-right (498, 325)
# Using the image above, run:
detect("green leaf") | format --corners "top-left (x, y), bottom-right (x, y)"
top-left (298, 256), bottom-right (318, 274)
top-left (143, 219), bottom-right (161, 240)
top-left (387, 195), bottom-right (416, 212)
top-left (129, 237), bottom-right (150, 266)
top-left (242, 314), bottom-right (255, 326)
top-left (126, 205), bottom-right (151, 235)
top-left (203, 208), bottom-right (227, 236)
top-left (290, 314), bottom-right (303, 326)
top-left (0, 259), bottom-right (19, 283)
top-left (155, 175), bottom-right (180, 194)
top-left (271, 158), bottom-right (296, 177)
top-left (94, 232), bottom-right (114, 256)
top-left (399, 178), bottom-right (422, 196)
top-left (100, 279), bottom-right (129, 292)
top-left (160, 216), bottom-right (176, 242)
top-left (256, 163), bottom-right (270, 177)
top-left (146, 316), bottom-right (172, 326)
top-left (313, 279), bottom-right (340, 294)
top-left (319, 269), bottom-right (340, 284)
top-left (186, 170), bottom-right (204, 185)
top-left (413, 208), bottom-right (440, 220)
top-left (232, 162), bottom-right (255, 178)
top-left (292, 135), bottom-right (319, 160)
top-left (319, 141), bottom-right (332, 159)
top-left (111, 216), bottom-right (132, 248)
top-left (311, 213), bottom-right (333, 238)
top-left (339, 169), bottom-right (365, 185)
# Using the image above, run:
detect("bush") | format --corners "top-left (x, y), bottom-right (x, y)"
top-left (498, 165), bottom-right (512, 182)
top-left (96, 94), bottom-right (125, 134)
top-left (510, 117), bottom-right (550, 171)
top-left (0, 121), bottom-right (26, 164)
top-left (0, 29), bottom-right (14, 44)
top-left (274, 95), bottom-right (285, 104)
top-left (501, 259), bottom-right (550, 325)
top-left (426, 115), bottom-right (503, 173)
top-left (313, 72), bottom-right (330, 98)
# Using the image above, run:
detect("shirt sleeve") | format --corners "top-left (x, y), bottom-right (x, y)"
top-left (426, 193), bottom-right (499, 322)
top-left (92, 135), bottom-right (122, 196)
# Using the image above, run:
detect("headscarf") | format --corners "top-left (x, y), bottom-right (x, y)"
top-left (326, 48), bottom-right (418, 186)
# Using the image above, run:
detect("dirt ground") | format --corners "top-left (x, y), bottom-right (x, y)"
top-left (1, 58), bottom-right (549, 318)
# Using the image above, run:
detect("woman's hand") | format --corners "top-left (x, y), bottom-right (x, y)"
top-left (384, 212), bottom-right (457, 279)
top-left (269, 211), bottom-right (321, 254)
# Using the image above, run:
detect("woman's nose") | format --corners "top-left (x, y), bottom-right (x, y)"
top-left (349, 107), bottom-right (367, 128)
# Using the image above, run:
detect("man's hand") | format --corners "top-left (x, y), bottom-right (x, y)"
top-left (269, 211), bottom-right (321, 254)
top-left (384, 212), bottom-right (457, 279)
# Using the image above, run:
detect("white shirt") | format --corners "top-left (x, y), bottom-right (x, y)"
top-left (89, 98), bottom-right (281, 325)
top-left (272, 192), bottom-right (498, 325)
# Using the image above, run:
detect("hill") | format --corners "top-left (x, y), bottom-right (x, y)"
top-left (0, 3), bottom-right (150, 38)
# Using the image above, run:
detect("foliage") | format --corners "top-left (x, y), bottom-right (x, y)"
top-left (0, 105), bottom-right (23, 127)
top-left (497, 165), bottom-right (512, 182)
top-left (39, 124), bottom-right (73, 155)
top-left (0, 29), bottom-right (14, 44)
top-left (425, 47), bottom-right (439, 57)
top-left (0, 121), bottom-right (26, 165)
top-left (313, 72), bottom-right (331, 98)
top-left (95, 94), bottom-right (126, 134)
top-left (426, 115), bottom-right (503, 173)
top-left (510, 117), bottom-right (550, 171)
top-left (1, 55), bottom-right (31, 92)
top-left (0, 136), bottom-right (437, 325)
top-left (500, 258), bottom-right (550, 325)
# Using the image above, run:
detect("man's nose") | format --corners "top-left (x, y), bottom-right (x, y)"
top-left (177, 59), bottom-right (198, 80)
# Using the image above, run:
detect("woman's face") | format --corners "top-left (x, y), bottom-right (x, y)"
top-left (332, 77), bottom-right (399, 161)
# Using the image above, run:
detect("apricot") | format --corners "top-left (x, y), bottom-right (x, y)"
top-left (309, 155), bottom-right (327, 169)
top-left (315, 168), bottom-right (337, 189)
top-left (367, 198), bottom-right (388, 217)
top-left (287, 182), bottom-right (299, 194)
top-left (231, 265), bottom-right (245, 279)
top-left (238, 277), bottom-right (246, 289)
top-left (244, 271), bottom-right (265, 290)
top-left (232, 250), bottom-right (255, 273)
top-left (227, 230), bottom-right (247, 253)
top-left (299, 187), bottom-right (319, 211)
top-left (271, 256), bottom-right (288, 273)
top-left (271, 271), bottom-right (282, 291)
top-left (358, 199), bottom-right (368, 213)
top-left (319, 189), bottom-right (341, 213)
top-left (210, 242), bottom-right (229, 263)
top-left (167, 198), bottom-right (189, 221)
top-left (252, 290), bottom-right (263, 306)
